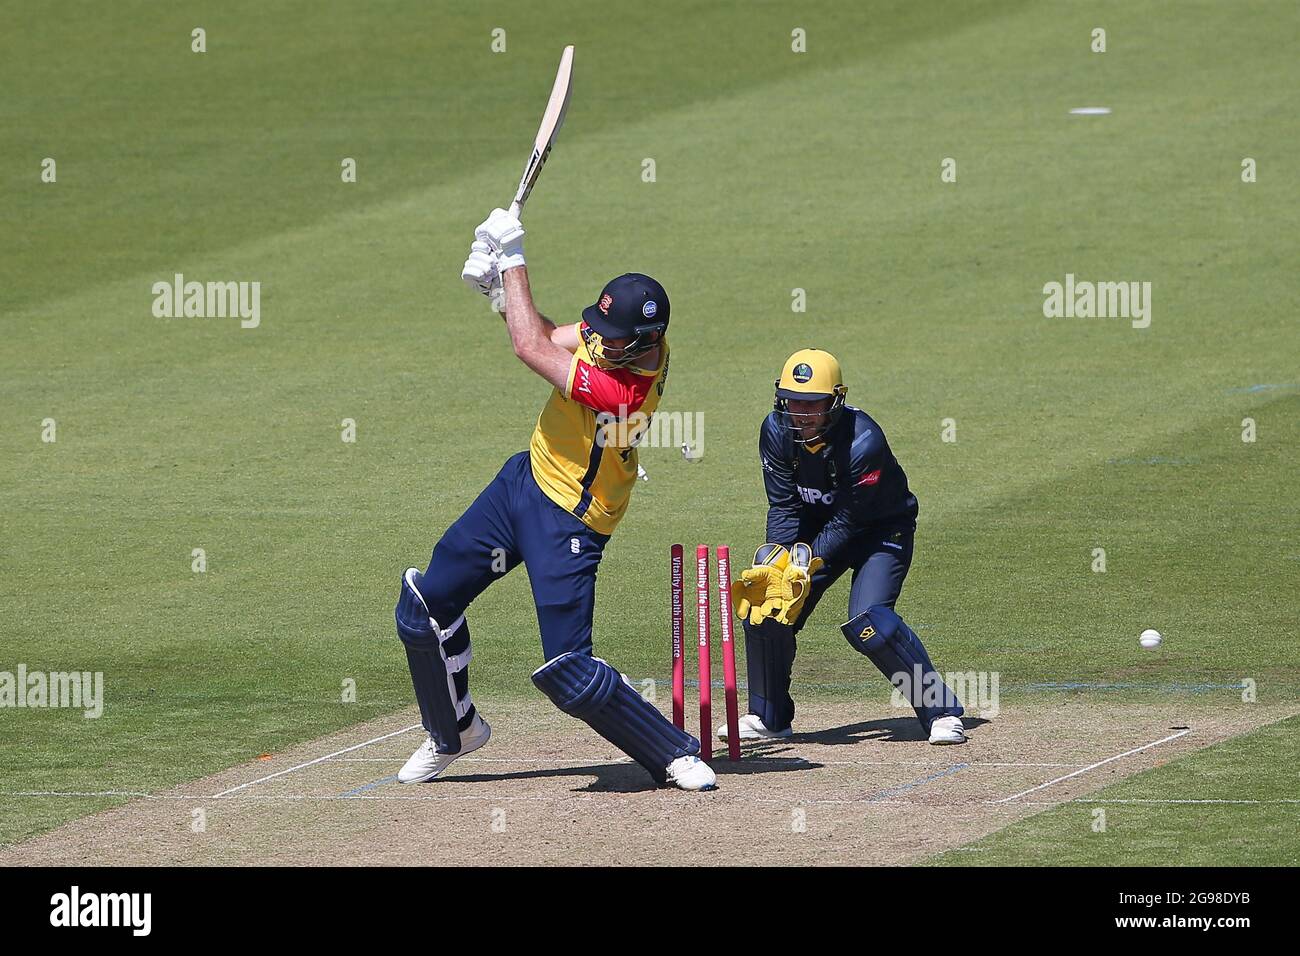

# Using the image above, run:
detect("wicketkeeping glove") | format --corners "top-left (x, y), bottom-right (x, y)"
top-left (731, 544), bottom-right (791, 626)
top-left (773, 542), bottom-right (824, 625)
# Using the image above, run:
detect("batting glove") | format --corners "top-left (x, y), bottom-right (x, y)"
top-left (474, 208), bottom-right (526, 272)
top-left (461, 240), bottom-right (503, 306)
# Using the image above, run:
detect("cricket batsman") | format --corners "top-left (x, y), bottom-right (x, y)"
top-left (391, 208), bottom-right (715, 791)
top-left (721, 348), bottom-right (967, 745)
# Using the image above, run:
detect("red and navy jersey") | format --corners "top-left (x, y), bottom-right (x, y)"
top-left (759, 405), bottom-right (918, 564)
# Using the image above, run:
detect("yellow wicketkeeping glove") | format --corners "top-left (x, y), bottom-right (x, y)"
top-left (772, 543), bottom-right (824, 625)
top-left (730, 544), bottom-right (790, 626)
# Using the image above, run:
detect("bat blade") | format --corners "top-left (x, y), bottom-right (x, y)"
top-left (509, 45), bottom-right (574, 218)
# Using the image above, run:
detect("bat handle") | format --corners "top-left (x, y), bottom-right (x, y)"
top-left (508, 200), bottom-right (523, 219)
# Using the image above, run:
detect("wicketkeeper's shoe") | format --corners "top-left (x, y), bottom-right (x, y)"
top-left (716, 713), bottom-right (793, 741)
top-left (666, 755), bottom-right (717, 791)
top-left (928, 715), bottom-right (967, 745)
top-left (398, 713), bottom-right (492, 783)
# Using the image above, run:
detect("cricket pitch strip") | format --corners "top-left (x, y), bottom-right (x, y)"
top-left (1, 697), bottom-right (1290, 866)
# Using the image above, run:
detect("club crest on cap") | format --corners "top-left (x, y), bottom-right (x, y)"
top-left (793, 363), bottom-right (814, 383)
top-left (642, 300), bottom-right (658, 318)
top-left (598, 293), bottom-right (613, 314)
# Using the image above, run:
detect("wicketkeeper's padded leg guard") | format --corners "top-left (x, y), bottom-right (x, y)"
top-left (742, 617), bottom-right (796, 733)
top-left (395, 569), bottom-right (476, 754)
top-left (532, 652), bottom-right (700, 786)
top-left (841, 605), bottom-right (964, 732)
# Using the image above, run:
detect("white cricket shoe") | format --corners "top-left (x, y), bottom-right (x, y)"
top-left (666, 755), bottom-right (717, 791)
top-left (928, 715), bottom-right (967, 745)
top-left (716, 713), bottom-right (793, 741)
top-left (397, 713), bottom-right (492, 783)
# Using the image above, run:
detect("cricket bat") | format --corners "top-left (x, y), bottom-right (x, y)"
top-left (508, 45), bottom-right (574, 218)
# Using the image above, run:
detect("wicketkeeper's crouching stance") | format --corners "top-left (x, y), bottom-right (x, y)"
top-left (722, 349), bottom-right (968, 745)
top-left (393, 208), bottom-right (715, 791)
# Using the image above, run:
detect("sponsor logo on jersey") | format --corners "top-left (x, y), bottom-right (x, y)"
top-left (857, 468), bottom-right (881, 486)
top-left (797, 484), bottom-right (834, 505)
top-left (577, 365), bottom-right (592, 394)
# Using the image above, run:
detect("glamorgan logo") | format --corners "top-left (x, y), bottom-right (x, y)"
top-left (50, 886), bottom-right (152, 936)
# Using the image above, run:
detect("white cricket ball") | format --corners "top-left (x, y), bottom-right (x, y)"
top-left (1139, 628), bottom-right (1163, 649)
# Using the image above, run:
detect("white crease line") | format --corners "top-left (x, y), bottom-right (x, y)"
top-left (8, 792), bottom-right (1294, 808)
top-left (326, 755), bottom-right (634, 765)
top-left (738, 759), bottom-right (1080, 768)
top-left (210, 723), bottom-right (423, 798)
top-left (1070, 798), bottom-right (1300, 805)
top-left (1, 791), bottom-right (157, 799)
top-left (325, 756), bottom-right (1082, 768)
top-left (989, 730), bottom-right (1192, 804)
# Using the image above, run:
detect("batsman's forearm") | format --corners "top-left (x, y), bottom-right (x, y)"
top-left (501, 267), bottom-right (548, 353)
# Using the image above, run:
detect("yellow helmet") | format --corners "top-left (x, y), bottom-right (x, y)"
top-left (774, 348), bottom-right (848, 444)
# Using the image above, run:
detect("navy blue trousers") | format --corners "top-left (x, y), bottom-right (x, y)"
top-left (744, 525), bottom-right (963, 731)
top-left (793, 526), bottom-right (914, 632)
top-left (416, 452), bottom-right (610, 660)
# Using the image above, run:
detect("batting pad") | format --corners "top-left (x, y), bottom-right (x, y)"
top-left (532, 652), bottom-right (700, 785)
top-left (396, 569), bottom-right (474, 754)
top-left (841, 605), bottom-right (964, 731)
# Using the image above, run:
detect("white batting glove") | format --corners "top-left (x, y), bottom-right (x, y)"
top-left (461, 239), bottom-right (502, 305)
top-left (474, 208), bottom-right (526, 272)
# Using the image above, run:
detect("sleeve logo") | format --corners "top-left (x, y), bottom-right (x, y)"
top-left (857, 468), bottom-right (881, 486)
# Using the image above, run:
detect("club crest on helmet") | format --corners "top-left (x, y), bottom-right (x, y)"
top-left (580, 273), bottom-right (671, 369)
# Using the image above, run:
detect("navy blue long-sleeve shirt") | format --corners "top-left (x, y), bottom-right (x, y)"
top-left (760, 406), bottom-right (918, 566)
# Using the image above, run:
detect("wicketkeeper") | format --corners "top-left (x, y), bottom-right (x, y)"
top-left (391, 208), bottom-right (715, 791)
top-left (720, 348), bottom-right (967, 745)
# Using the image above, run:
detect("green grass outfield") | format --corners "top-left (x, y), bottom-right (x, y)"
top-left (929, 714), bottom-right (1300, 866)
top-left (1, 1), bottom-right (1296, 850)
